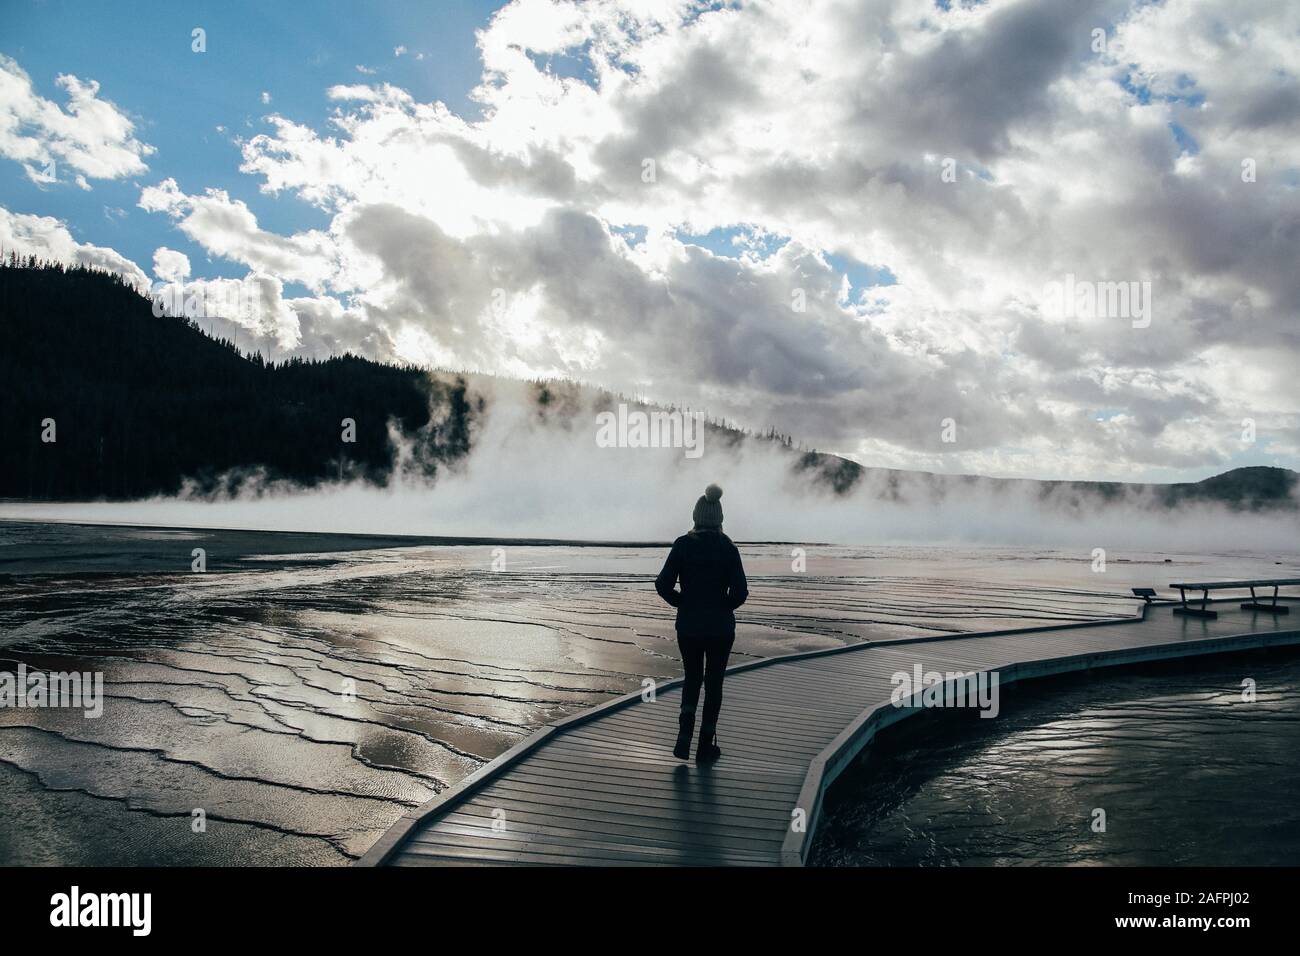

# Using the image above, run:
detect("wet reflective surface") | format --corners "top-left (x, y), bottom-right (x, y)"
top-left (812, 653), bottom-right (1300, 866)
top-left (1, 521), bottom-right (1295, 865)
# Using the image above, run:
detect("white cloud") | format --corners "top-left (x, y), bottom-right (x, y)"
top-left (126, 0), bottom-right (1300, 480)
top-left (139, 177), bottom-right (336, 288)
top-left (0, 205), bottom-right (149, 288)
top-left (0, 54), bottom-right (154, 186)
top-left (174, 272), bottom-right (304, 351)
top-left (152, 246), bottom-right (191, 282)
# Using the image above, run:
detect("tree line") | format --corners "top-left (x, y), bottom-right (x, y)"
top-left (0, 258), bottom-right (476, 500)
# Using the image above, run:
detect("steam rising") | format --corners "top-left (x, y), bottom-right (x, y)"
top-left (2, 376), bottom-right (1296, 553)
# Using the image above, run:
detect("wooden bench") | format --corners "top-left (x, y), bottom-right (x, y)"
top-left (1167, 578), bottom-right (1300, 620)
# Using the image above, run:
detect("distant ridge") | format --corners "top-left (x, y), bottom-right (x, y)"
top-left (794, 454), bottom-right (1298, 514)
top-left (2, 259), bottom-right (1294, 512)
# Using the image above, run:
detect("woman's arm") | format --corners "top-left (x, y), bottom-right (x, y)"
top-left (727, 546), bottom-right (749, 609)
top-left (654, 542), bottom-right (682, 607)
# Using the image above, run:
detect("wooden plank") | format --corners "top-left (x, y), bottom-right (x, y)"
top-left (525, 751), bottom-right (804, 787)
top-left (417, 815), bottom-right (778, 860)
top-left (504, 765), bottom-right (799, 809)
top-left (565, 723), bottom-right (827, 763)
top-left (475, 779), bottom-right (795, 826)
top-left (479, 774), bottom-right (798, 816)
top-left (543, 739), bottom-right (808, 777)
top-left (562, 716), bottom-right (824, 753)
top-left (443, 790), bottom-right (791, 841)
top-left (409, 821), bottom-right (776, 866)
top-left (611, 705), bottom-right (851, 739)
top-left (546, 740), bottom-right (808, 776)
top-left (393, 853), bottom-right (551, 867)
top-left (397, 836), bottom-right (713, 867)
top-left (605, 695), bottom-right (856, 731)
top-left (443, 805), bottom-right (787, 855)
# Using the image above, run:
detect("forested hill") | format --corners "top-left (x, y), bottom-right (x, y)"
top-left (2, 260), bottom-right (1295, 512)
top-left (0, 259), bottom-right (475, 499)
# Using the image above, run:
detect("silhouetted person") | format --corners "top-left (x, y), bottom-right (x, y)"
top-left (655, 483), bottom-right (749, 763)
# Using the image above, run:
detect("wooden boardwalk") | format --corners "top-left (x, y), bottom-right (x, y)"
top-left (358, 598), bottom-right (1300, 867)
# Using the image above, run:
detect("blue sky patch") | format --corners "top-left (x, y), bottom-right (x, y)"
top-left (675, 225), bottom-right (790, 260)
top-left (0, 0), bottom-right (502, 277)
top-left (611, 224), bottom-right (648, 247)
top-left (824, 251), bottom-right (897, 299)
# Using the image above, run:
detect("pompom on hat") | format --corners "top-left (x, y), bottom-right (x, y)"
top-left (691, 483), bottom-right (724, 529)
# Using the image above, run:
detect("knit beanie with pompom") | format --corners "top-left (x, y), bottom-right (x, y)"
top-left (691, 483), bottom-right (724, 529)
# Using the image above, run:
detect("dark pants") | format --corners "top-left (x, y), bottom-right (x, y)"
top-left (677, 633), bottom-right (735, 730)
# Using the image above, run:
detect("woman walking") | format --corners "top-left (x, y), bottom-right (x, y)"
top-left (655, 483), bottom-right (749, 763)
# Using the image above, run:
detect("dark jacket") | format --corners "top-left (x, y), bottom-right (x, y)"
top-left (655, 529), bottom-right (749, 637)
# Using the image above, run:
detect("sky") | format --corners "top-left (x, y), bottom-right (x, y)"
top-left (2, 0), bottom-right (1298, 484)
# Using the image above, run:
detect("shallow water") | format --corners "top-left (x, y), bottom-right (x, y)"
top-left (811, 652), bottom-right (1300, 866)
top-left (0, 521), bottom-right (1295, 865)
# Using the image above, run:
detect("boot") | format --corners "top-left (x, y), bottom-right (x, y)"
top-left (696, 723), bottom-right (721, 764)
top-left (673, 711), bottom-right (695, 759)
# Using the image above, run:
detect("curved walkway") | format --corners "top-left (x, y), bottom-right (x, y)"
top-left (358, 598), bottom-right (1300, 866)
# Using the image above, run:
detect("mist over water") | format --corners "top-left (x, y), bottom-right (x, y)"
top-left (1, 378), bottom-right (1296, 551)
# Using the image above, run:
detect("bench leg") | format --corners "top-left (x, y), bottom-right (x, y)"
top-left (1242, 585), bottom-right (1290, 614)
top-left (1173, 587), bottom-right (1219, 619)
